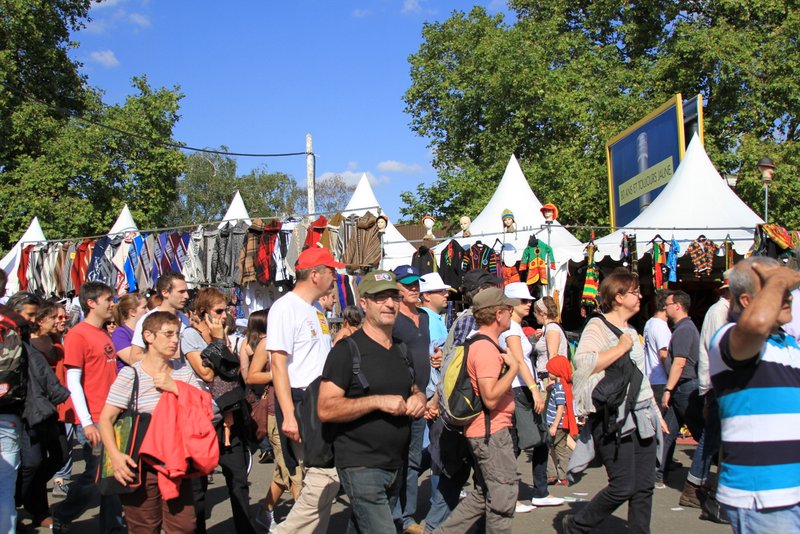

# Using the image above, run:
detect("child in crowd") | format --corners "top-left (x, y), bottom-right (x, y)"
top-left (546, 355), bottom-right (578, 485)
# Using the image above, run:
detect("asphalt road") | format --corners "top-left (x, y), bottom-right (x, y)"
top-left (24, 444), bottom-right (730, 533)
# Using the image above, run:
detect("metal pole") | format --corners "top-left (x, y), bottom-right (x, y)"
top-left (546, 221), bottom-right (552, 297)
top-left (306, 133), bottom-right (315, 214)
top-left (764, 183), bottom-right (769, 222)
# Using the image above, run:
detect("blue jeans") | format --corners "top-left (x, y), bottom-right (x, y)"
top-left (688, 392), bottom-right (720, 486)
top-left (424, 459), bottom-right (471, 531)
top-left (0, 414), bottom-right (21, 534)
top-left (393, 417), bottom-right (427, 528)
top-left (658, 380), bottom-right (705, 481)
top-left (52, 427), bottom-right (124, 532)
top-left (722, 503), bottom-right (800, 534)
top-left (339, 466), bottom-right (403, 534)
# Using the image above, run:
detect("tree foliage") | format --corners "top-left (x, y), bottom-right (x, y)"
top-left (0, 1), bottom-right (186, 254)
top-left (402, 1), bottom-right (800, 234)
top-left (313, 175), bottom-right (356, 215)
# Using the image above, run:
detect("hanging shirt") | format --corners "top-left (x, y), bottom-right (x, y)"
top-left (519, 242), bottom-right (555, 286)
top-left (439, 240), bottom-right (465, 289)
top-left (667, 238), bottom-right (680, 283)
top-left (687, 238), bottom-right (717, 275)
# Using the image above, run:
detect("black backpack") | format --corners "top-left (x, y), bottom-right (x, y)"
top-left (294, 337), bottom-right (413, 468)
top-left (0, 307), bottom-right (27, 408)
top-left (590, 314), bottom-right (644, 443)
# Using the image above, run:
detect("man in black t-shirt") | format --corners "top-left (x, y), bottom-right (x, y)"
top-left (318, 271), bottom-right (427, 533)
top-left (658, 290), bottom-right (706, 486)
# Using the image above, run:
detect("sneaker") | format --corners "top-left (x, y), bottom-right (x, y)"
top-left (654, 480), bottom-right (666, 489)
top-left (558, 479), bottom-right (569, 487)
top-left (258, 449), bottom-right (275, 464)
top-left (254, 507), bottom-right (273, 531)
top-left (515, 502), bottom-right (535, 513)
top-left (459, 490), bottom-right (468, 500)
top-left (531, 495), bottom-right (565, 507)
top-left (51, 480), bottom-right (70, 498)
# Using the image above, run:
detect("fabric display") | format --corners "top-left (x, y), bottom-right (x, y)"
top-left (501, 263), bottom-right (520, 287)
top-left (723, 236), bottom-right (735, 271)
top-left (667, 237), bottom-right (680, 283)
top-left (652, 241), bottom-right (668, 290)
top-left (15, 210), bottom-right (387, 299)
top-left (753, 223), bottom-right (800, 259)
top-left (581, 243), bottom-right (599, 306)
top-left (439, 240), bottom-right (465, 289)
top-left (620, 233), bottom-right (638, 272)
top-left (461, 242), bottom-right (498, 276)
top-left (519, 237), bottom-right (555, 286)
top-left (412, 246), bottom-right (438, 276)
top-left (687, 236), bottom-right (717, 275)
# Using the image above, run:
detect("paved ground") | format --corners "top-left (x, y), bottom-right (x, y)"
top-left (23, 444), bottom-right (730, 533)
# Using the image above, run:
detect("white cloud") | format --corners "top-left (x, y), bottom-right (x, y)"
top-left (318, 171), bottom-right (388, 188)
top-left (88, 50), bottom-right (120, 68)
top-left (402, 0), bottom-right (422, 13)
top-left (128, 13), bottom-right (151, 28)
top-left (377, 160), bottom-right (422, 173)
top-left (352, 8), bottom-right (370, 18)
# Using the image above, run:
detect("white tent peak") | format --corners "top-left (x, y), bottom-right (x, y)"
top-left (108, 205), bottom-right (138, 236)
top-left (595, 133), bottom-right (763, 257)
top-left (343, 173), bottom-right (381, 215)
top-left (219, 190), bottom-right (252, 228)
top-left (0, 217), bottom-right (47, 295)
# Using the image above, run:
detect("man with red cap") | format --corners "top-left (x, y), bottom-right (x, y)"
top-left (267, 247), bottom-right (344, 534)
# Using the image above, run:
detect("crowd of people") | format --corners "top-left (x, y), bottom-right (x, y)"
top-left (0, 246), bottom-right (797, 534)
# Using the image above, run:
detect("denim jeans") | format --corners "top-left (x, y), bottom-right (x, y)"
top-left (52, 428), bottom-right (124, 532)
top-left (393, 417), bottom-right (427, 528)
top-left (658, 380), bottom-right (705, 481)
top-left (424, 458), bottom-right (471, 531)
top-left (722, 503), bottom-right (800, 534)
top-left (0, 414), bottom-right (21, 534)
top-left (339, 466), bottom-right (403, 534)
top-left (688, 392), bottom-right (720, 486)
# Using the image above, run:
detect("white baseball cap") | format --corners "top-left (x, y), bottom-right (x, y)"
top-left (419, 272), bottom-right (454, 293)
top-left (504, 282), bottom-right (534, 301)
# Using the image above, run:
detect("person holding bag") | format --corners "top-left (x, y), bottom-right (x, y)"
top-left (564, 269), bottom-right (666, 534)
top-left (98, 311), bottom-right (205, 533)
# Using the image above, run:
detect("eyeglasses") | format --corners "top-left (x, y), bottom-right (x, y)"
top-left (153, 330), bottom-right (179, 339)
top-left (626, 289), bottom-right (642, 297)
top-left (367, 293), bottom-right (402, 304)
top-left (211, 308), bottom-right (227, 315)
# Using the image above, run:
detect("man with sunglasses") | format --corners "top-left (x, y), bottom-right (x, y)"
top-left (391, 265), bottom-right (432, 534)
top-left (318, 271), bottom-right (426, 532)
top-left (657, 290), bottom-right (704, 489)
top-left (130, 271), bottom-right (190, 361)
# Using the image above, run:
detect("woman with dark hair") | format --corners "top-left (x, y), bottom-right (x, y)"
top-left (564, 269), bottom-right (666, 534)
top-left (246, 309), bottom-right (301, 531)
top-left (332, 305), bottom-right (363, 345)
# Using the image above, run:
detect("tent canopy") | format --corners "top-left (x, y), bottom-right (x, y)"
top-left (343, 173), bottom-right (417, 270)
top-left (594, 134), bottom-right (763, 259)
top-left (0, 217), bottom-right (47, 295)
top-left (435, 155), bottom-right (585, 264)
top-left (108, 205), bottom-right (138, 236)
top-left (219, 190), bottom-right (252, 228)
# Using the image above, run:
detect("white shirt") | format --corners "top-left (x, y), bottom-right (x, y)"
top-left (131, 308), bottom-right (189, 349)
top-left (698, 297), bottom-right (730, 395)
top-left (533, 323), bottom-right (568, 375)
top-left (499, 321), bottom-right (534, 389)
top-left (643, 316), bottom-right (671, 385)
top-left (265, 291), bottom-right (332, 389)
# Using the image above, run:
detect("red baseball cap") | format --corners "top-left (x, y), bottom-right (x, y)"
top-left (295, 247), bottom-right (345, 270)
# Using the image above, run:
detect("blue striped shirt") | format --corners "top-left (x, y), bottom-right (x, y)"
top-left (546, 382), bottom-right (566, 427)
top-left (709, 323), bottom-right (800, 510)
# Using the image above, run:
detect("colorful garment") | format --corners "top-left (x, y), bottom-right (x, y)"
top-left (621, 233), bottom-right (638, 272)
top-left (439, 240), bottom-right (465, 288)
top-left (519, 242), bottom-right (555, 286)
top-left (723, 237), bottom-right (735, 271)
top-left (461, 243), bottom-right (498, 276)
top-left (687, 238), bottom-right (718, 275)
top-left (652, 242), bottom-right (668, 290)
top-left (501, 263), bottom-right (520, 287)
top-left (412, 246), bottom-right (437, 276)
top-left (582, 244), bottom-right (599, 305)
top-left (667, 238), bottom-right (680, 283)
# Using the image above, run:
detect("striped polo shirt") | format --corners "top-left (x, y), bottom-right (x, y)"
top-left (709, 323), bottom-right (800, 509)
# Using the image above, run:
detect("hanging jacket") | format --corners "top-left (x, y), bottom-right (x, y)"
top-left (439, 240), bottom-right (465, 289)
top-left (285, 220), bottom-right (309, 278)
top-left (140, 381), bottom-right (219, 501)
top-left (687, 238), bottom-right (717, 275)
top-left (501, 263), bottom-right (520, 287)
top-left (17, 244), bottom-right (35, 291)
top-left (461, 243), bottom-right (497, 275)
top-left (61, 242), bottom-right (75, 295)
top-left (239, 219), bottom-right (264, 285)
top-left (183, 228), bottom-right (205, 288)
top-left (582, 244), bottom-right (599, 305)
top-left (135, 234), bottom-right (154, 292)
top-left (667, 238), bottom-right (680, 283)
top-left (519, 241), bottom-right (555, 285)
top-left (412, 246), bottom-right (437, 276)
top-left (320, 213), bottom-right (344, 258)
top-left (343, 212), bottom-right (381, 268)
top-left (253, 219), bottom-right (283, 284)
top-left (70, 239), bottom-right (93, 293)
top-left (304, 215), bottom-right (327, 249)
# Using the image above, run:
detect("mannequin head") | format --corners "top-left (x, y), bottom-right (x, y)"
top-left (376, 215), bottom-right (388, 232)
top-left (422, 215), bottom-right (436, 239)
top-left (459, 216), bottom-right (472, 237)
top-left (501, 209), bottom-right (516, 233)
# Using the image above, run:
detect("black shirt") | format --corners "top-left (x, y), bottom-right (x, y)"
top-left (667, 317), bottom-right (701, 382)
top-left (321, 330), bottom-right (413, 469)
top-left (392, 310), bottom-right (431, 391)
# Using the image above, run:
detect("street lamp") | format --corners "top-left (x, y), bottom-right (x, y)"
top-left (757, 157), bottom-right (776, 222)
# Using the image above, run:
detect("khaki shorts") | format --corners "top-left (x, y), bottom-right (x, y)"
top-left (269, 414), bottom-right (302, 491)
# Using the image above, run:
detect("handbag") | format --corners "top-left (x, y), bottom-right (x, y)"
top-left (249, 386), bottom-right (270, 442)
top-left (514, 387), bottom-right (547, 450)
top-left (96, 369), bottom-right (152, 495)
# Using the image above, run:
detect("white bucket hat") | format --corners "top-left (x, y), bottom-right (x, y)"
top-left (504, 282), bottom-right (534, 301)
top-left (419, 272), bottom-right (454, 293)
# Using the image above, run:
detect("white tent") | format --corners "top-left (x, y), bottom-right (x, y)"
top-left (108, 204), bottom-right (139, 236)
top-left (343, 173), bottom-right (417, 270)
top-left (594, 134), bottom-right (763, 259)
top-left (435, 155), bottom-right (585, 299)
top-left (0, 217), bottom-right (47, 296)
top-left (219, 190), bottom-right (252, 228)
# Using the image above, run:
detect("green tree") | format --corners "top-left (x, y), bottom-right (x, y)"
top-left (168, 150), bottom-right (238, 225)
top-left (310, 174), bottom-right (356, 215)
top-left (402, 1), bottom-right (800, 234)
top-left (238, 167), bottom-right (304, 218)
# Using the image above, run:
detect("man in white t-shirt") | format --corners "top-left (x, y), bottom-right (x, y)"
top-left (268, 247), bottom-right (343, 534)
top-left (643, 290), bottom-right (671, 410)
top-left (129, 272), bottom-right (190, 361)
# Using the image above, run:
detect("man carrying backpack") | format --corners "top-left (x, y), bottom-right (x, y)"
top-left (436, 287), bottom-right (520, 534)
top-left (0, 270), bottom-right (28, 533)
top-left (318, 271), bottom-right (427, 532)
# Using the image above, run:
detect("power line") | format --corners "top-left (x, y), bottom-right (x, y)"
top-left (1, 81), bottom-right (312, 159)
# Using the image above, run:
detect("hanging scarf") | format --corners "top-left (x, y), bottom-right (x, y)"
top-left (723, 237), bottom-right (735, 271)
top-left (652, 242), bottom-right (668, 290)
top-left (545, 355), bottom-right (579, 437)
top-left (582, 244), bottom-right (599, 305)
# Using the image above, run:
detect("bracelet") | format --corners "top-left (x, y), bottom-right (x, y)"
top-left (528, 384), bottom-right (538, 391)
top-left (664, 388), bottom-right (673, 393)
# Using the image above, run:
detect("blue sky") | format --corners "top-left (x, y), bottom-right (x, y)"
top-left (70, 0), bottom-right (510, 223)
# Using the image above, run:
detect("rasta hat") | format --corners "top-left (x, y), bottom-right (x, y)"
top-left (501, 209), bottom-right (515, 220)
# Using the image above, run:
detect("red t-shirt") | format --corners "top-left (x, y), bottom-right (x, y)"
top-left (64, 322), bottom-right (118, 423)
top-left (50, 336), bottom-right (77, 424)
top-left (465, 338), bottom-right (515, 439)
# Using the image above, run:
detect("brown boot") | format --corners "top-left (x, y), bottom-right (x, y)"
top-left (679, 480), bottom-right (703, 508)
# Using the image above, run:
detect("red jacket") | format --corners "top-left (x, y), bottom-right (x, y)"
top-left (140, 381), bottom-right (219, 500)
